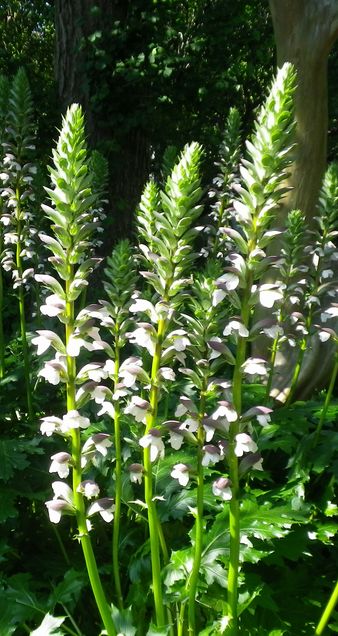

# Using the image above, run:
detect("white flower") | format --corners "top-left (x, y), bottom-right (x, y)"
top-left (61, 410), bottom-right (90, 433)
top-left (321, 269), bottom-right (334, 279)
top-left (129, 298), bottom-right (158, 322)
top-left (39, 355), bottom-right (67, 385)
top-left (125, 395), bottom-right (151, 423)
top-left (223, 320), bottom-right (249, 338)
top-left (77, 480), bottom-right (100, 499)
top-left (202, 444), bottom-right (221, 467)
top-left (49, 452), bottom-right (71, 478)
top-left (259, 284), bottom-right (284, 309)
top-left (235, 433), bottom-right (258, 457)
top-left (45, 499), bottom-right (72, 524)
top-left (167, 330), bottom-right (190, 352)
top-left (242, 357), bottom-right (267, 376)
top-left (218, 272), bottom-right (240, 291)
top-left (77, 363), bottom-right (108, 383)
top-left (257, 413), bottom-right (271, 427)
top-left (169, 430), bottom-right (184, 450)
top-left (139, 429), bottom-right (165, 462)
top-left (179, 417), bottom-right (199, 433)
top-left (40, 415), bottom-right (63, 436)
top-left (81, 434), bottom-right (112, 467)
top-left (87, 498), bottom-right (115, 523)
top-left (128, 325), bottom-right (157, 355)
top-left (212, 288), bottom-right (226, 306)
top-left (263, 324), bottom-right (284, 339)
top-left (52, 481), bottom-right (74, 504)
top-left (159, 367), bottom-right (176, 381)
top-left (40, 294), bottom-right (66, 317)
top-left (171, 463), bottom-right (190, 486)
top-left (97, 400), bottom-right (116, 418)
top-left (212, 401), bottom-right (237, 423)
top-left (128, 463), bottom-right (144, 484)
top-left (91, 385), bottom-right (113, 404)
top-left (32, 331), bottom-right (63, 355)
top-left (212, 477), bottom-right (232, 501)
top-left (119, 357), bottom-right (144, 387)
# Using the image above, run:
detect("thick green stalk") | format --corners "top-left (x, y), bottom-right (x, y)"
top-left (112, 343), bottom-right (123, 609)
top-left (15, 201), bottom-right (33, 419)
top-left (313, 353), bottom-right (338, 448)
top-left (187, 388), bottom-right (206, 636)
top-left (315, 580), bottom-right (338, 635)
top-left (143, 316), bottom-right (166, 628)
top-left (65, 272), bottom-right (116, 636)
top-left (0, 250), bottom-right (4, 379)
top-left (227, 281), bottom-right (251, 635)
top-left (285, 341), bottom-right (306, 405)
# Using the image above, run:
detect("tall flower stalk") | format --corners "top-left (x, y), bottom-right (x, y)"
top-left (101, 239), bottom-right (138, 607)
top-left (0, 68), bottom-right (37, 418)
top-left (175, 264), bottom-right (229, 635)
top-left (286, 162), bottom-right (338, 404)
top-left (265, 209), bottom-right (308, 400)
top-left (212, 62), bottom-right (296, 633)
top-left (131, 142), bottom-right (204, 627)
top-left (33, 104), bottom-right (116, 636)
top-left (0, 73), bottom-right (10, 379)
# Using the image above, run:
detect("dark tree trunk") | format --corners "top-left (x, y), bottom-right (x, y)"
top-left (55, 0), bottom-right (151, 245)
top-left (266, 0), bottom-right (338, 400)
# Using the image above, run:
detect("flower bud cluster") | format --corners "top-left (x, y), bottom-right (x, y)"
top-left (0, 69), bottom-right (38, 289)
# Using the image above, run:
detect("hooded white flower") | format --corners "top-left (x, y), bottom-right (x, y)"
top-left (242, 358), bottom-right (267, 376)
top-left (212, 402), bottom-right (237, 423)
top-left (129, 298), bottom-right (158, 323)
top-left (139, 429), bottom-right (165, 462)
top-left (171, 463), bottom-right (190, 487)
top-left (49, 452), bottom-right (71, 478)
top-left (223, 320), bottom-right (249, 338)
top-left (77, 480), bottom-right (100, 499)
top-left (128, 324), bottom-right (157, 356)
top-left (32, 330), bottom-right (64, 356)
top-left (40, 415), bottom-right (63, 436)
top-left (125, 395), bottom-right (151, 423)
top-left (167, 330), bottom-right (190, 352)
top-left (212, 477), bottom-right (232, 501)
top-left (128, 463), bottom-right (144, 484)
top-left (259, 284), bottom-right (284, 309)
top-left (179, 417), bottom-right (199, 433)
top-left (202, 444), bottom-right (221, 467)
top-left (40, 293), bottom-right (66, 317)
top-left (235, 433), bottom-right (258, 457)
top-left (87, 498), bottom-right (115, 523)
top-left (61, 410), bottom-right (90, 433)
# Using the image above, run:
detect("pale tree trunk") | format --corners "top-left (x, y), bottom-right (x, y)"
top-left (267, 0), bottom-right (338, 400)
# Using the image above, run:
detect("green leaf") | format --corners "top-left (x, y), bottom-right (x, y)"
top-left (110, 604), bottom-right (136, 636)
top-left (146, 622), bottom-right (171, 635)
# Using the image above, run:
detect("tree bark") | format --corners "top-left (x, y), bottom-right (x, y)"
top-left (269, 0), bottom-right (338, 223)
top-left (55, 0), bottom-right (151, 246)
top-left (267, 0), bottom-right (338, 400)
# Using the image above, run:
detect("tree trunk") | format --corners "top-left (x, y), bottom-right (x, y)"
top-left (269, 0), bottom-right (338, 223)
top-left (55, 0), bottom-right (151, 246)
top-left (267, 0), bottom-right (338, 400)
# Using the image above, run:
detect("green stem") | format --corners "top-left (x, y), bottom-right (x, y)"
top-left (112, 343), bottom-right (123, 609)
top-left (285, 343), bottom-right (305, 406)
top-left (143, 316), bottom-right (166, 628)
top-left (187, 388), bottom-right (206, 636)
top-left (313, 354), bottom-right (338, 448)
top-left (65, 273), bottom-right (116, 636)
top-left (15, 201), bottom-right (33, 419)
top-left (315, 580), bottom-right (338, 635)
top-left (0, 259), bottom-right (4, 379)
top-left (177, 602), bottom-right (186, 636)
top-left (266, 334), bottom-right (279, 401)
top-left (227, 275), bottom-right (251, 634)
